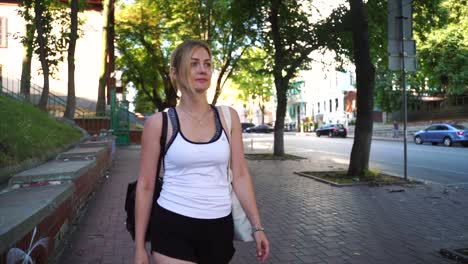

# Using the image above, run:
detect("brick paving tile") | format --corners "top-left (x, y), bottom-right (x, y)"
top-left (57, 146), bottom-right (468, 264)
top-left (296, 254), bottom-right (324, 263)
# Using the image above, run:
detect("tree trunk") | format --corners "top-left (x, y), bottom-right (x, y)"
top-left (96, 0), bottom-right (110, 115)
top-left (107, 0), bottom-right (115, 104)
top-left (297, 104), bottom-right (301, 132)
top-left (211, 46), bottom-right (247, 106)
top-left (155, 53), bottom-right (177, 108)
top-left (270, 0), bottom-right (287, 156)
top-left (347, 0), bottom-right (375, 177)
top-left (260, 103), bottom-right (265, 125)
top-left (20, 23), bottom-right (33, 102)
top-left (273, 77), bottom-right (287, 155)
top-left (64, 0), bottom-right (78, 120)
top-left (211, 56), bottom-right (231, 106)
top-left (34, 0), bottom-right (49, 111)
top-left (162, 77), bottom-right (177, 108)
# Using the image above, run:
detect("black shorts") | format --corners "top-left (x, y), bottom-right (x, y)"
top-left (150, 203), bottom-right (235, 264)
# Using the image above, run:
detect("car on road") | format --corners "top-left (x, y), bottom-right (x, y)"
top-left (315, 124), bottom-right (347, 138)
top-left (245, 124), bottom-right (274, 133)
top-left (241, 122), bottom-right (255, 132)
top-left (413, 123), bottom-right (468, 147)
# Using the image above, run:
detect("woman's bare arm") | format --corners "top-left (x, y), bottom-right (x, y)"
top-left (228, 108), bottom-right (262, 228)
top-left (228, 107), bottom-right (269, 262)
top-left (134, 113), bottom-right (162, 250)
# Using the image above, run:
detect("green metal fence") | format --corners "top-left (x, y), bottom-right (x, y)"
top-left (110, 89), bottom-right (130, 145)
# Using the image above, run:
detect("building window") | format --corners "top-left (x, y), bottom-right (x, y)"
top-left (318, 102), bottom-right (320, 114)
top-left (324, 101), bottom-right (326, 111)
top-left (335, 98), bottom-right (339, 111)
top-left (329, 99), bottom-right (332, 112)
top-left (0, 17), bottom-right (7, 48)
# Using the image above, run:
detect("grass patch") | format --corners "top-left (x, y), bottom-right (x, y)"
top-left (245, 153), bottom-right (306, 160)
top-left (297, 170), bottom-right (413, 186)
top-left (0, 96), bottom-right (82, 168)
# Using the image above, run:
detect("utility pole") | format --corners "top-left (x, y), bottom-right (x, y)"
top-left (388, 0), bottom-right (416, 180)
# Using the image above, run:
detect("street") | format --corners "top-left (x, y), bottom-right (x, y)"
top-left (242, 133), bottom-right (468, 186)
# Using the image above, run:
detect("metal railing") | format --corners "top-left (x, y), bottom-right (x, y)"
top-left (0, 72), bottom-right (107, 119)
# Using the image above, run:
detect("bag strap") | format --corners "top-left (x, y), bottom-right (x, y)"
top-left (219, 106), bottom-right (233, 183)
top-left (154, 112), bottom-right (168, 195)
top-left (220, 105), bottom-right (232, 139)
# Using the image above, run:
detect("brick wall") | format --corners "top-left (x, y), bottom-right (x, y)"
top-left (74, 118), bottom-right (110, 135)
top-left (0, 141), bottom-right (113, 264)
top-left (130, 130), bottom-right (142, 145)
top-left (0, 197), bottom-right (74, 264)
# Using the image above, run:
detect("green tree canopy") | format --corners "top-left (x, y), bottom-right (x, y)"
top-left (116, 0), bottom-right (257, 112)
top-left (115, 0), bottom-right (176, 112)
top-left (231, 47), bottom-right (273, 124)
top-left (160, 0), bottom-right (258, 105)
top-left (417, 0), bottom-right (468, 96)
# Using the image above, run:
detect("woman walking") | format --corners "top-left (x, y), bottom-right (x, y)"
top-left (134, 40), bottom-right (269, 264)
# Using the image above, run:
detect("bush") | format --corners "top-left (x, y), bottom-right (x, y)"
top-left (313, 122), bottom-right (319, 131)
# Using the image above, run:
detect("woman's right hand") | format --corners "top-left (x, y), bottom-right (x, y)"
top-left (134, 247), bottom-right (149, 264)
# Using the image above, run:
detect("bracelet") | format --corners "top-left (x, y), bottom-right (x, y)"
top-left (251, 226), bottom-right (265, 235)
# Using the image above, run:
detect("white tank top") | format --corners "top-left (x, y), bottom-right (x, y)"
top-left (157, 107), bottom-right (231, 219)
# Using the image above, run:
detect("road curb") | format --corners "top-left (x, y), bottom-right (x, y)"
top-left (293, 132), bottom-right (413, 143)
top-left (440, 248), bottom-right (468, 263)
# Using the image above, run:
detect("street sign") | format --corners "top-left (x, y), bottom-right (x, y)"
top-left (387, 0), bottom-right (416, 180)
top-left (389, 56), bottom-right (417, 72)
top-left (388, 39), bottom-right (415, 56)
top-left (388, 0), bottom-right (413, 40)
top-left (388, 0), bottom-right (417, 72)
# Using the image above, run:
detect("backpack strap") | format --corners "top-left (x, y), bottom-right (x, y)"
top-left (154, 112), bottom-right (167, 193)
top-left (167, 107), bottom-right (178, 148)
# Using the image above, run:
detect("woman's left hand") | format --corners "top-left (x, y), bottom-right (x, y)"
top-left (254, 231), bottom-right (270, 262)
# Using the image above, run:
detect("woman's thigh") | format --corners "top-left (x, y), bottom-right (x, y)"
top-left (152, 252), bottom-right (197, 264)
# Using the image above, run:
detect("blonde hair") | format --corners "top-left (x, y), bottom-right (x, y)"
top-left (170, 40), bottom-right (212, 94)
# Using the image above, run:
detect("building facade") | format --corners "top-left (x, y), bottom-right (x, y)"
top-left (285, 51), bottom-right (356, 131)
top-left (0, 1), bottom-right (104, 108)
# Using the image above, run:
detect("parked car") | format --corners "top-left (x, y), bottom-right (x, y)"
top-left (316, 124), bottom-right (347, 138)
top-left (245, 124), bottom-right (274, 133)
top-left (413, 123), bottom-right (468, 147)
top-left (241, 122), bottom-right (255, 132)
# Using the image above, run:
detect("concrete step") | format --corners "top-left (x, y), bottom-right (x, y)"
top-left (0, 184), bottom-right (74, 254)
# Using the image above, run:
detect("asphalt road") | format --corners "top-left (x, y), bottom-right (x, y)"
top-left (242, 133), bottom-right (468, 186)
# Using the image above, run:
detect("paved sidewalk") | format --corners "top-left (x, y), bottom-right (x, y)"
top-left (58, 145), bottom-right (468, 264)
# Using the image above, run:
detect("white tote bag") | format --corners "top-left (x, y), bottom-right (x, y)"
top-left (219, 106), bottom-right (254, 242)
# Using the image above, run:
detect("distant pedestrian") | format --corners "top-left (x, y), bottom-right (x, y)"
top-left (393, 120), bottom-right (399, 138)
top-left (133, 40), bottom-right (269, 264)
